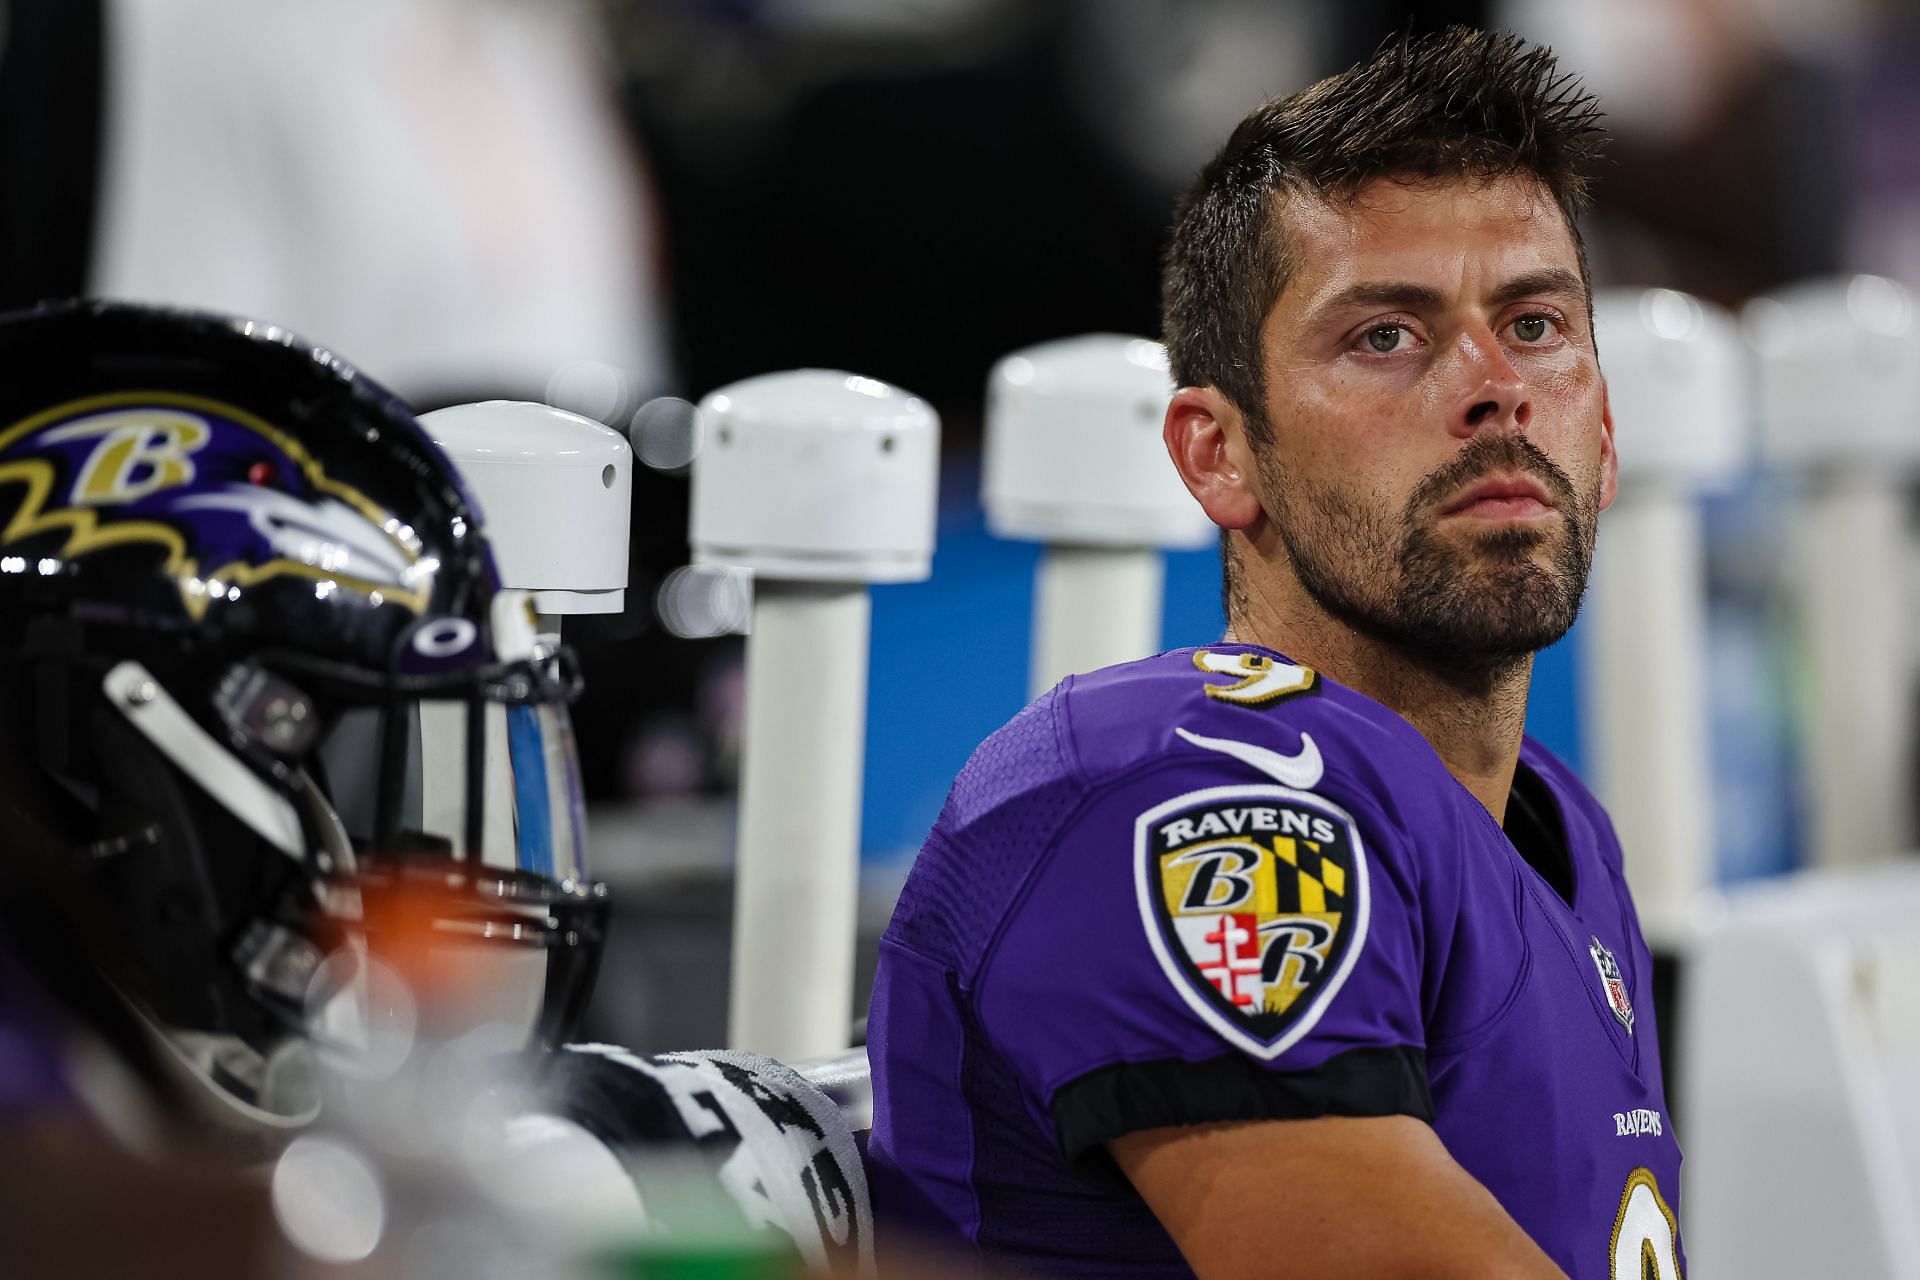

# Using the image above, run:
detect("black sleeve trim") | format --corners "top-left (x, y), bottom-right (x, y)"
top-left (1050, 1045), bottom-right (1434, 1190)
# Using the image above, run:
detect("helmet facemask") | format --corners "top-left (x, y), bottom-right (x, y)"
top-left (8, 590), bottom-right (606, 1134)
top-left (0, 301), bottom-right (608, 1137)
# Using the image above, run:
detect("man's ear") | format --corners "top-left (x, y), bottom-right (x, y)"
top-left (1597, 380), bottom-right (1618, 513)
top-left (1164, 385), bottom-right (1263, 530)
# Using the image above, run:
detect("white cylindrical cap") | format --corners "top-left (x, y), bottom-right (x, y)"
top-left (1744, 275), bottom-right (1920, 469)
top-left (982, 335), bottom-right (1212, 549)
top-left (421, 401), bottom-right (633, 615)
top-left (1594, 288), bottom-right (1749, 486)
top-left (689, 370), bottom-right (939, 584)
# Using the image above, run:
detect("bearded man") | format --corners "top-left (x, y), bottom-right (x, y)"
top-left (866, 27), bottom-right (1680, 1280)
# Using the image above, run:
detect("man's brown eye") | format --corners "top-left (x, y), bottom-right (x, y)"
top-left (1365, 326), bottom-right (1403, 353)
top-left (1514, 316), bottom-right (1549, 342)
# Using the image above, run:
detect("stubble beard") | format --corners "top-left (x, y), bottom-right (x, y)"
top-left (1262, 431), bottom-right (1599, 680)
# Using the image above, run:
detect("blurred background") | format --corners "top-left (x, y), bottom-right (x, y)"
top-left (0, 0), bottom-right (1912, 1052)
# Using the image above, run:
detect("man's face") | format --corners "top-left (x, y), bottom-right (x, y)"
top-left (1251, 173), bottom-right (1615, 668)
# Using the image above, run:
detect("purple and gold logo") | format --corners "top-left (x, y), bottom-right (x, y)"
top-left (0, 392), bottom-right (434, 617)
top-left (1136, 785), bottom-right (1371, 1059)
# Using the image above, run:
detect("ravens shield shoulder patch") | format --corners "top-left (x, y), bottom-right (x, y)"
top-left (1134, 785), bottom-right (1370, 1059)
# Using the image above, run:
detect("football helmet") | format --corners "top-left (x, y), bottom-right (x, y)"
top-left (0, 301), bottom-right (606, 1130)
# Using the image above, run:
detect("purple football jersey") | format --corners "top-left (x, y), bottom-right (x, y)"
top-left (867, 645), bottom-right (1683, 1278)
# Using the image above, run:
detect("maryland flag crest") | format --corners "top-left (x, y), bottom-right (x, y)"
top-left (1135, 786), bottom-right (1370, 1058)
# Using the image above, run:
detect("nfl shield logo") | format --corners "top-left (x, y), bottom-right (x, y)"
top-left (1589, 935), bottom-right (1635, 1034)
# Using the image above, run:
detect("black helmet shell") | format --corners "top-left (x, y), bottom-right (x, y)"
top-left (0, 301), bottom-right (498, 673)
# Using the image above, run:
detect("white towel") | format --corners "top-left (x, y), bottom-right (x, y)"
top-left (508, 1043), bottom-right (874, 1276)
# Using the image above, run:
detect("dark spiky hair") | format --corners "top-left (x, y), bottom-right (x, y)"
top-left (1161, 27), bottom-right (1607, 445)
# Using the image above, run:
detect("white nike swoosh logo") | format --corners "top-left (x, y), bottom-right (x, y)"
top-left (1175, 726), bottom-right (1324, 789)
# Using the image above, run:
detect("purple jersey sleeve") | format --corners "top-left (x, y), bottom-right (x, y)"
top-left (962, 653), bottom-right (1465, 1172)
top-left (870, 650), bottom-right (1685, 1275)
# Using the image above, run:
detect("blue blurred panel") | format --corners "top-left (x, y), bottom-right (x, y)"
top-left (862, 461), bottom-right (1592, 862)
top-left (1700, 479), bottom-right (1802, 882)
top-left (1705, 604), bottom-right (1801, 883)
top-left (1525, 615), bottom-right (1585, 778)
top-left (1167, 538), bottom-right (1586, 778)
top-left (862, 490), bottom-right (1037, 864)
top-left (1161, 542), bottom-right (1226, 649)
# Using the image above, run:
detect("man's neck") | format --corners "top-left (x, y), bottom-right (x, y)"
top-left (1227, 589), bottom-right (1533, 825)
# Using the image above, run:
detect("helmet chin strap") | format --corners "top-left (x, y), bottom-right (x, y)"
top-left (99, 661), bottom-right (385, 1133)
top-left (98, 657), bottom-right (588, 1116)
top-left (101, 661), bottom-right (304, 858)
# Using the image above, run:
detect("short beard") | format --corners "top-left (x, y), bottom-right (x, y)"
top-left (1265, 431), bottom-right (1598, 681)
